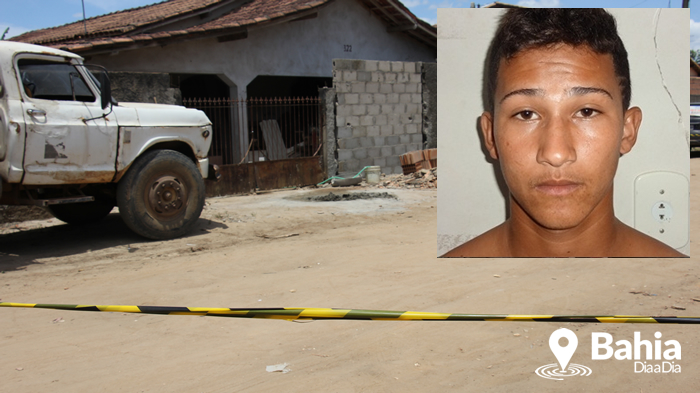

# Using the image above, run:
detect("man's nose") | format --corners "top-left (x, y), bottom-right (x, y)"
top-left (536, 116), bottom-right (577, 167)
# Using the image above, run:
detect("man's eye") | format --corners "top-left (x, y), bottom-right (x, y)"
top-left (514, 110), bottom-right (538, 120)
top-left (577, 108), bottom-right (599, 118)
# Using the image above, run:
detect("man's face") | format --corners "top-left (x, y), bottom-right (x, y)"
top-left (481, 44), bottom-right (641, 230)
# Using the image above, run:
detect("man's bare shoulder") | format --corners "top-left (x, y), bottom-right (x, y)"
top-left (442, 225), bottom-right (508, 258)
top-left (613, 224), bottom-right (687, 257)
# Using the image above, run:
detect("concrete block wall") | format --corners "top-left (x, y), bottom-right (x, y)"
top-left (333, 59), bottom-right (425, 176)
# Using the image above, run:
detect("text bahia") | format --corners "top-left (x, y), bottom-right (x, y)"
top-left (591, 332), bottom-right (681, 360)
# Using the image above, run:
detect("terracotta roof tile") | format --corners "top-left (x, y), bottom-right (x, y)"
top-left (12, 0), bottom-right (436, 52)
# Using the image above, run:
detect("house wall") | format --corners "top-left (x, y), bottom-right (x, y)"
top-left (108, 72), bottom-right (181, 104)
top-left (88, 0), bottom-right (435, 98)
top-left (333, 59), bottom-right (425, 176)
top-left (691, 77), bottom-right (700, 103)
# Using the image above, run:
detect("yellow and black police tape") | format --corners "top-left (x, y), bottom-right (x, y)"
top-left (1, 302), bottom-right (700, 324)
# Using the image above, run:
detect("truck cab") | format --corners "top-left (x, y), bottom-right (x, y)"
top-left (0, 41), bottom-right (215, 239)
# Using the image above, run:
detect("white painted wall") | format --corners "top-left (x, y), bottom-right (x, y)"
top-left (437, 8), bottom-right (690, 256)
top-left (90, 0), bottom-right (435, 99)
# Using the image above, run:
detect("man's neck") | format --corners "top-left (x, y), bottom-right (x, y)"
top-left (504, 194), bottom-right (620, 257)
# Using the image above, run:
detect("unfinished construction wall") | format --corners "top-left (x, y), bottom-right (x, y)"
top-left (333, 59), bottom-right (428, 176)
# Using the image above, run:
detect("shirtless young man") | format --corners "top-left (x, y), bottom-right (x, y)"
top-left (443, 9), bottom-right (685, 257)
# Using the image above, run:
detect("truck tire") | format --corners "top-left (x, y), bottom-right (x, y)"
top-left (47, 198), bottom-right (115, 225)
top-left (117, 150), bottom-right (205, 240)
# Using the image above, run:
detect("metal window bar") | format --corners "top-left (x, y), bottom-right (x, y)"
top-left (183, 96), bottom-right (323, 165)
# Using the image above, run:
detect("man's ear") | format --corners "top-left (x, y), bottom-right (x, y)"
top-left (480, 111), bottom-right (498, 160)
top-left (620, 106), bottom-right (642, 155)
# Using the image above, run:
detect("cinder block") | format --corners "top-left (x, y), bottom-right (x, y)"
top-left (368, 147), bottom-right (381, 157)
top-left (380, 83), bottom-right (393, 94)
top-left (393, 124), bottom-right (405, 135)
top-left (366, 82), bottom-right (379, 93)
top-left (388, 113), bottom-right (401, 124)
top-left (412, 94), bottom-right (422, 104)
top-left (365, 60), bottom-right (378, 72)
top-left (400, 134), bottom-right (411, 144)
top-left (406, 82), bottom-right (419, 93)
top-left (367, 126), bottom-right (381, 136)
top-left (337, 95), bottom-right (346, 105)
top-left (374, 157), bottom-right (386, 167)
top-left (360, 116), bottom-right (374, 126)
top-left (394, 144), bottom-right (407, 155)
top-left (371, 72), bottom-right (384, 82)
top-left (351, 82), bottom-right (365, 93)
top-left (397, 73), bottom-right (409, 83)
top-left (357, 71), bottom-right (371, 82)
top-left (333, 59), bottom-right (363, 71)
top-left (345, 94), bottom-right (359, 104)
top-left (400, 94), bottom-right (412, 104)
top-left (338, 149), bottom-right (353, 161)
top-left (346, 116), bottom-right (360, 126)
top-left (359, 137), bottom-right (373, 147)
top-left (336, 116), bottom-right (345, 127)
top-left (381, 146), bottom-right (393, 157)
top-left (367, 105), bottom-right (380, 115)
top-left (337, 126), bottom-right (353, 139)
top-left (393, 84), bottom-right (406, 94)
top-left (385, 73), bottom-right (397, 83)
top-left (354, 149), bottom-right (367, 159)
top-left (373, 136), bottom-right (386, 146)
top-left (380, 125), bottom-right (393, 136)
top-left (375, 114), bottom-right (388, 125)
top-left (378, 61), bottom-right (391, 72)
top-left (391, 61), bottom-right (404, 72)
top-left (336, 82), bottom-right (352, 93)
top-left (395, 103), bottom-right (406, 114)
top-left (345, 158), bottom-right (360, 172)
top-left (360, 94), bottom-right (373, 104)
top-left (374, 94), bottom-right (387, 104)
top-left (386, 135), bottom-right (400, 145)
top-left (401, 113), bottom-right (416, 124)
top-left (392, 166), bottom-right (402, 174)
top-left (359, 157), bottom-right (375, 168)
top-left (338, 137), bottom-right (359, 149)
top-left (352, 127), bottom-right (367, 138)
top-left (387, 93), bottom-right (400, 104)
top-left (404, 62), bottom-right (416, 73)
top-left (406, 103), bottom-right (419, 114)
top-left (352, 105), bottom-right (366, 116)
top-left (410, 73), bottom-right (422, 83)
top-left (406, 124), bottom-right (419, 134)
top-left (337, 104), bottom-right (352, 117)
top-left (343, 70), bottom-right (357, 81)
top-left (386, 156), bottom-right (400, 167)
top-left (411, 134), bottom-right (423, 143)
top-left (407, 143), bottom-right (421, 152)
top-left (381, 104), bottom-right (393, 114)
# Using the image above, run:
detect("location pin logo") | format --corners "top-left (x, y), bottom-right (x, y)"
top-left (549, 328), bottom-right (578, 371)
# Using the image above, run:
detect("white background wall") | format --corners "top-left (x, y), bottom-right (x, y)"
top-left (437, 8), bottom-right (690, 256)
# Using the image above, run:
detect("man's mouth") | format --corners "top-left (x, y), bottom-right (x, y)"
top-left (534, 180), bottom-right (582, 196)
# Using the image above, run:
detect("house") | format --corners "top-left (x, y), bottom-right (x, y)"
top-left (691, 57), bottom-right (700, 103)
top-left (13, 0), bottom-right (436, 184)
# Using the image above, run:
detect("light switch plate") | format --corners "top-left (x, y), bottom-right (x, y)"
top-left (634, 171), bottom-right (689, 250)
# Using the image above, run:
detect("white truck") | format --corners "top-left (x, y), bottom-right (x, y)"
top-left (0, 41), bottom-right (218, 239)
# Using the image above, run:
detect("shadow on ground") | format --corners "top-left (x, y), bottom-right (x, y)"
top-left (0, 214), bottom-right (227, 272)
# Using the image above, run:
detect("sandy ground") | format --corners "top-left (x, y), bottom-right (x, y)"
top-left (1, 163), bottom-right (699, 392)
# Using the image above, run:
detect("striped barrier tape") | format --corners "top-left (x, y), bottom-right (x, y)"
top-left (1, 302), bottom-right (700, 324)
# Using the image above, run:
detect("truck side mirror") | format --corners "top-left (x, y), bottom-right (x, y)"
top-left (98, 73), bottom-right (111, 110)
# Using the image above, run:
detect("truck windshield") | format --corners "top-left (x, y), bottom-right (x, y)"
top-left (18, 59), bottom-right (95, 102)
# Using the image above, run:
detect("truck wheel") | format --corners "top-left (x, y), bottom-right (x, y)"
top-left (47, 198), bottom-right (115, 225)
top-left (117, 150), bottom-right (205, 240)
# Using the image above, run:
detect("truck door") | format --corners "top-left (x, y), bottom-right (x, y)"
top-left (17, 57), bottom-right (118, 185)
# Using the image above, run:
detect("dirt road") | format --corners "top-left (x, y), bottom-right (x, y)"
top-left (1, 166), bottom-right (699, 391)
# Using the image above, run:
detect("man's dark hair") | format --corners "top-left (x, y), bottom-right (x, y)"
top-left (485, 9), bottom-right (631, 113)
